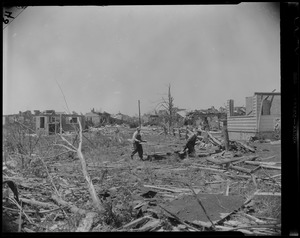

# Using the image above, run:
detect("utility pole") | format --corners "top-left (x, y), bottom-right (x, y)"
top-left (138, 100), bottom-right (141, 128)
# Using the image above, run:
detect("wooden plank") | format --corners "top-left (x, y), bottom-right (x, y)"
top-left (228, 165), bottom-right (252, 174)
top-left (260, 165), bottom-right (281, 170)
top-left (143, 185), bottom-right (182, 193)
top-left (137, 219), bottom-right (161, 231)
top-left (254, 192), bottom-right (281, 197)
top-left (122, 216), bottom-right (152, 230)
top-left (232, 155), bottom-right (259, 165)
top-left (206, 157), bottom-right (244, 165)
top-left (190, 166), bottom-right (226, 173)
top-left (244, 161), bottom-right (280, 166)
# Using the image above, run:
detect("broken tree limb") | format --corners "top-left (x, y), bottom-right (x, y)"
top-left (59, 120), bottom-right (105, 213)
top-left (20, 198), bottom-right (59, 209)
top-left (77, 120), bottom-right (105, 213)
top-left (51, 194), bottom-right (87, 216)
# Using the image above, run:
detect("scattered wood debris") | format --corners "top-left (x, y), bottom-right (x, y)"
top-left (2, 124), bottom-right (281, 234)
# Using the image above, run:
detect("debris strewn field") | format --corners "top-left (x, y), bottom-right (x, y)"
top-left (2, 125), bottom-right (281, 234)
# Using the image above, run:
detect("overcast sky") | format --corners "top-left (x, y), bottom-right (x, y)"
top-left (3, 3), bottom-right (280, 116)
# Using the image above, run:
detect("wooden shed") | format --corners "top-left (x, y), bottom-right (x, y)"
top-left (226, 92), bottom-right (281, 140)
top-left (35, 110), bottom-right (85, 135)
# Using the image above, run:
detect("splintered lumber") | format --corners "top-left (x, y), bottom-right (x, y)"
top-left (228, 165), bottom-right (252, 174)
top-left (136, 219), bottom-right (161, 231)
top-left (207, 132), bottom-right (223, 146)
top-left (242, 213), bottom-right (265, 224)
top-left (122, 216), bottom-right (152, 230)
top-left (235, 141), bottom-right (255, 152)
top-left (232, 155), bottom-right (259, 165)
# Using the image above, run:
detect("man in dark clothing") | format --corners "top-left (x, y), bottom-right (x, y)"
top-left (182, 129), bottom-right (202, 157)
top-left (131, 127), bottom-right (146, 160)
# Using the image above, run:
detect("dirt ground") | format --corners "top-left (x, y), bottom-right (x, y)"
top-left (2, 126), bottom-right (281, 234)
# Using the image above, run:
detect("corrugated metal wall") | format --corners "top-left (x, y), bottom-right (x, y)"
top-left (227, 116), bottom-right (257, 132)
top-left (227, 94), bottom-right (280, 140)
top-left (227, 96), bottom-right (258, 133)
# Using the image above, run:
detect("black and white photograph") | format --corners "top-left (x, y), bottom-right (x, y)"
top-left (3, 3), bottom-right (283, 234)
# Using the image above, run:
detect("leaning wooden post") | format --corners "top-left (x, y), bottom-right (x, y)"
top-left (222, 120), bottom-right (230, 151)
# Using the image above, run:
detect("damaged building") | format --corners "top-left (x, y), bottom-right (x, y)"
top-left (226, 92), bottom-right (281, 140)
top-left (34, 110), bottom-right (85, 135)
top-left (184, 107), bottom-right (227, 131)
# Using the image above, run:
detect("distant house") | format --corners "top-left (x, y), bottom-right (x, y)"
top-left (34, 110), bottom-right (85, 135)
top-left (226, 92), bottom-right (281, 140)
top-left (85, 109), bottom-right (111, 127)
top-left (111, 112), bottom-right (133, 125)
top-left (85, 111), bottom-right (102, 126)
